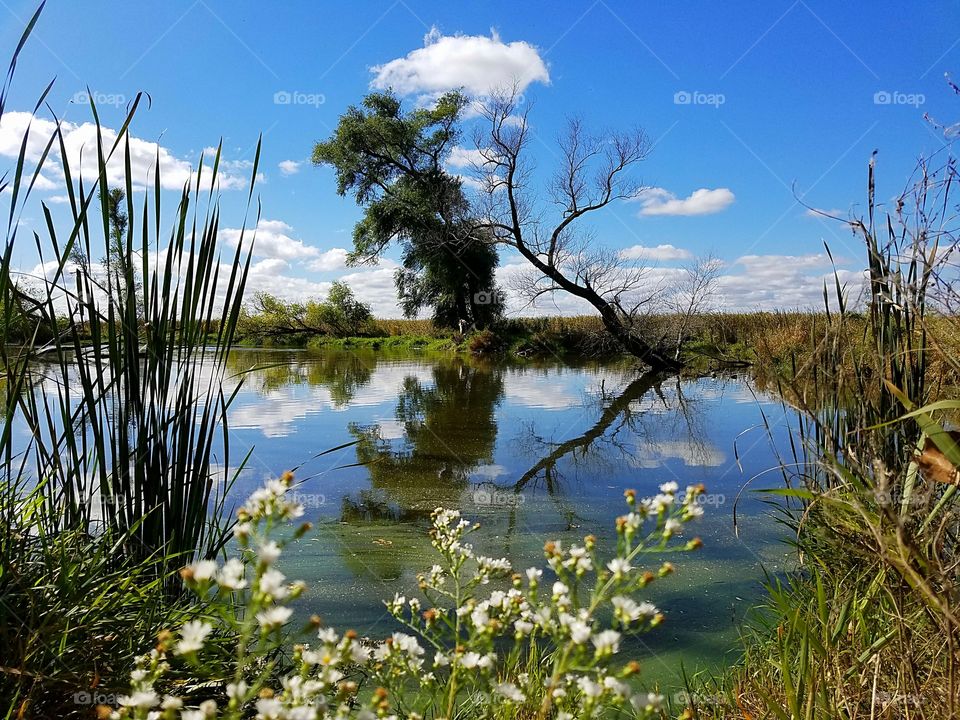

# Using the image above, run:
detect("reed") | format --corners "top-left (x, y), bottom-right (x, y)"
top-left (1, 74), bottom-right (260, 569)
top-left (694, 152), bottom-right (960, 717)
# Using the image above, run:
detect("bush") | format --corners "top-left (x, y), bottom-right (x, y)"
top-left (238, 283), bottom-right (374, 343)
top-left (467, 328), bottom-right (505, 354)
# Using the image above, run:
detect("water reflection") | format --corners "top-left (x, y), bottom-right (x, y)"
top-left (344, 358), bottom-right (504, 520)
top-left (221, 349), bottom-right (792, 684)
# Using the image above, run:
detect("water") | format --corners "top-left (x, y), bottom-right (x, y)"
top-left (221, 348), bottom-right (796, 688)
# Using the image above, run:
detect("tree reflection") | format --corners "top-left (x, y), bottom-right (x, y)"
top-left (507, 370), bottom-right (669, 493)
top-left (225, 349), bottom-right (374, 406)
top-left (341, 357), bottom-right (504, 521)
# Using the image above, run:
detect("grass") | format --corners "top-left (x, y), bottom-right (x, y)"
top-left (688, 155), bottom-right (960, 718)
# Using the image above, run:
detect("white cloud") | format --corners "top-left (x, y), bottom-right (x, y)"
top-left (339, 262), bottom-right (403, 317)
top-left (307, 248), bottom-right (349, 272)
top-left (278, 159), bottom-right (302, 176)
top-left (633, 439), bottom-right (726, 468)
top-left (715, 253), bottom-right (865, 310)
top-left (491, 250), bottom-right (865, 316)
top-left (222, 218), bottom-right (323, 261)
top-left (804, 207), bottom-right (848, 218)
top-left (370, 27), bottom-right (549, 99)
top-left (619, 244), bottom-right (693, 262)
top-left (0, 111), bottom-right (254, 193)
top-left (637, 187), bottom-right (735, 216)
top-left (446, 145), bottom-right (486, 169)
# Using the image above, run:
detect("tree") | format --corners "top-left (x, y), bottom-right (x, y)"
top-left (472, 92), bottom-right (682, 370)
top-left (667, 253), bottom-right (723, 361)
top-left (239, 282), bottom-right (373, 341)
top-left (313, 92), bottom-right (502, 329)
top-left (316, 281), bottom-right (373, 335)
top-left (100, 187), bottom-right (140, 318)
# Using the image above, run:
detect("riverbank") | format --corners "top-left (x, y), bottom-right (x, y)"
top-left (238, 311), bottom-right (960, 387)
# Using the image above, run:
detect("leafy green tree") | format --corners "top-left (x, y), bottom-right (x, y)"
top-left (311, 280), bottom-right (372, 335)
top-left (313, 92), bottom-right (502, 328)
top-left (238, 282), bottom-right (373, 341)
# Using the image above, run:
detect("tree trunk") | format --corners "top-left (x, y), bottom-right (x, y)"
top-left (597, 305), bottom-right (682, 371)
top-left (514, 245), bottom-right (682, 371)
top-left (454, 287), bottom-right (469, 328)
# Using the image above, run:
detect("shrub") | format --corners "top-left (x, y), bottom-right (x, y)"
top-left (468, 328), bottom-right (505, 354)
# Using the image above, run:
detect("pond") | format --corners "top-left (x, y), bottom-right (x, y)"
top-left (222, 348), bottom-right (797, 690)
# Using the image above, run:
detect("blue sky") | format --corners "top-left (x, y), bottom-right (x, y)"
top-left (2, 1), bottom-right (958, 315)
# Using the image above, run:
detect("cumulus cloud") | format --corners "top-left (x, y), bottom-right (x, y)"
top-left (716, 253), bottom-right (865, 309)
top-left (307, 248), bottom-right (349, 272)
top-left (221, 219), bottom-right (323, 261)
top-left (339, 262), bottom-right (403, 317)
top-left (215, 218), bottom-right (399, 313)
top-left (636, 187), bottom-right (735, 216)
top-left (492, 250), bottom-right (864, 317)
top-left (278, 159), bottom-right (302, 176)
top-left (0, 111), bottom-right (253, 192)
top-left (619, 244), bottom-right (693, 262)
top-left (370, 27), bottom-right (549, 100)
top-left (804, 207), bottom-right (849, 219)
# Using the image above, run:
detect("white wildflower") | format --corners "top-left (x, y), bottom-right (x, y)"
top-left (607, 558), bottom-right (632, 578)
top-left (391, 632), bottom-right (424, 657)
top-left (577, 676), bottom-right (604, 698)
top-left (256, 605), bottom-right (292, 630)
top-left (226, 680), bottom-right (248, 699)
top-left (258, 541), bottom-right (281, 565)
top-left (592, 629), bottom-right (621, 654)
top-left (185, 560), bottom-right (216, 582)
top-left (569, 620), bottom-right (592, 644)
top-left (117, 690), bottom-right (159, 709)
top-left (217, 558), bottom-right (247, 590)
top-left (259, 568), bottom-right (289, 600)
top-left (495, 682), bottom-right (525, 702)
top-left (317, 627), bottom-right (338, 644)
top-left (175, 620), bottom-right (212, 655)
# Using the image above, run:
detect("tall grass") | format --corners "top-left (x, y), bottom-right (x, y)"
top-left (695, 153), bottom-right (960, 717)
top-left (1, 58), bottom-right (261, 567)
top-left (0, 6), bottom-right (263, 714)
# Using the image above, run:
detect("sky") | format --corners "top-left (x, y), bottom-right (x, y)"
top-left (1, 0), bottom-right (958, 316)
